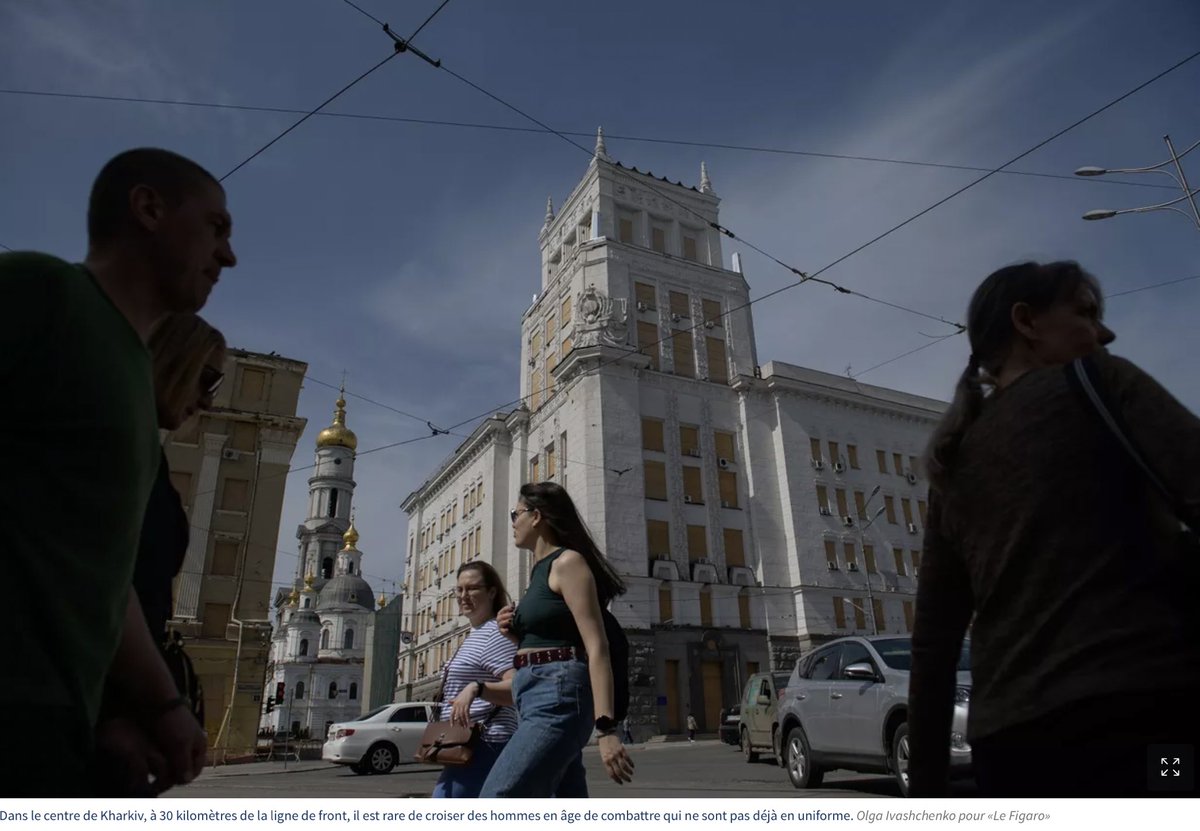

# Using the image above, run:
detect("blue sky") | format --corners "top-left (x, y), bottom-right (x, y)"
top-left (3, 0), bottom-right (1198, 601)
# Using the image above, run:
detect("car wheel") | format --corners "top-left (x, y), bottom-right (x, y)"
top-left (350, 761), bottom-right (370, 776)
top-left (891, 723), bottom-right (911, 797)
top-left (364, 742), bottom-right (397, 775)
top-left (740, 728), bottom-right (759, 763)
top-left (784, 725), bottom-right (823, 789)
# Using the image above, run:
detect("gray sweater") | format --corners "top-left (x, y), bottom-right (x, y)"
top-left (908, 350), bottom-right (1200, 794)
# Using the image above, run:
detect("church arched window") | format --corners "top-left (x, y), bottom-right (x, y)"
top-left (320, 629), bottom-right (330, 649)
top-left (295, 681), bottom-right (305, 700)
top-left (349, 682), bottom-right (358, 700)
top-left (343, 629), bottom-right (354, 650)
top-left (328, 489), bottom-right (339, 518)
top-left (322, 558), bottom-right (334, 579)
top-left (328, 681), bottom-right (338, 699)
top-left (299, 638), bottom-right (308, 656)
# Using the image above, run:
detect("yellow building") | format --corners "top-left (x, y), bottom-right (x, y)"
top-left (164, 348), bottom-right (307, 762)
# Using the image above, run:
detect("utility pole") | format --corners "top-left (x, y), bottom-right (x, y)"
top-left (858, 485), bottom-right (886, 635)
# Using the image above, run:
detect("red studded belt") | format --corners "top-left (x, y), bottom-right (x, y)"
top-left (513, 646), bottom-right (586, 668)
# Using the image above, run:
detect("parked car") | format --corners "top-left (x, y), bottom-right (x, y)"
top-left (775, 635), bottom-right (972, 796)
top-left (738, 670), bottom-right (791, 762)
top-left (719, 705), bottom-right (741, 745)
top-left (322, 701), bottom-right (438, 774)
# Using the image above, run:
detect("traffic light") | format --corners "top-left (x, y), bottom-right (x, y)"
top-left (265, 698), bottom-right (274, 714)
top-left (275, 682), bottom-right (285, 704)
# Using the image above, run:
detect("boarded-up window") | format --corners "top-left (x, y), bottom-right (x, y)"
top-left (864, 544), bottom-right (877, 574)
top-left (903, 601), bottom-right (914, 632)
top-left (635, 282), bottom-right (657, 310)
top-left (545, 444), bottom-right (556, 478)
top-left (738, 594), bottom-right (750, 628)
top-left (651, 226), bottom-right (666, 253)
top-left (912, 549), bottom-right (922, 573)
top-left (202, 603), bottom-right (231, 639)
top-left (918, 500), bottom-right (928, 525)
top-left (894, 548), bottom-right (908, 576)
top-left (647, 519), bottom-right (670, 558)
top-left (835, 488), bottom-right (849, 517)
top-left (637, 321), bottom-right (660, 371)
top-left (169, 471), bottom-right (193, 502)
top-left (816, 484), bottom-right (829, 512)
top-left (230, 422), bottom-right (256, 452)
top-left (687, 525), bottom-right (708, 561)
top-left (699, 590), bottom-right (713, 626)
top-left (884, 495), bottom-right (897, 524)
top-left (724, 529), bottom-right (745, 567)
top-left (211, 541), bottom-right (238, 576)
top-left (702, 299), bottom-right (722, 327)
top-left (239, 368), bottom-right (266, 400)
top-left (910, 456), bottom-right (921, 478)
top-left (825, 540), bottom-right (838, 568)
top-left (682, 466), bottom-right (704, 504)
top-left (893, 453), bottom-right (905, 475)
top-left (828, 441), bottom-right (840, 465)
top-left (714, 431), bottom-right (736, 462)
top-left (848, 444), bottom-right (859, 469)
top-left (876, 449), bottom-right (888, 473)
top-left (833, 597), bottom-right (846, 629)
top-left (852, 602), bottom-right (866, 630)
top-left (530, 455), bottom-right (540, 483)
top-left (644, 461), bottom-right (668, 500)
top-left (530, 368), bottom-right (543, 410)
top-left (672, 331), bottom-right (695, 378)
top-left (221, 478), bottom-right (249, 511)
top-left (669, 291), bottom-right (690, 318)
top-left (620, 218), bottom-right (635, 244)
top-left (872, 599), bottom-right (886, 633)
top-left (843, 542), bottom-right (858, 569)
top-left (546, 313), bottom-right (557, 342)
top-left (643, 418), bottom-right (664, 451)
top-left (682, 235), bottom-right (698, 261)
top-left (705, 337), bottom-right (728, 384)
top-left (811, 437), bottom-right (823, 463)
top-left (659, 587), bottom-right (673, 622)
top-left (901, 498), bottom-right (914, 526)
top-left (718, 471), bottom-right (738, 508)
top-left (561, 295), bottom-right (572, 324)
top-left (680, 425), bottom-right (700, 456)
top-left (854, 490), bottom-right (867, 520)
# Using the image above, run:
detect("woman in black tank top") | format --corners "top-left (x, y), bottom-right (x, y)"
top-left (479, 483), bottom-right (636, 796)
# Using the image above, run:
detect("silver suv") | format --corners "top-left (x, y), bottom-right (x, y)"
top-left (775, 635), bottom-right (971, 796)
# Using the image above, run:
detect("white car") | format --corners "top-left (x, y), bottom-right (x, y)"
top-left (322, 701), bottom-right (439, 774)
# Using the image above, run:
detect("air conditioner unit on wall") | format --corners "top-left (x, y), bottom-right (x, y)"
top-left (832, 462), bottom-right (845, 473)
top-left (827, 562), bottom-right (839, 571)
top-left (703, 320), bottom-right (714, 329)
top-left (818, 506), bottom-right (832, 516)
top-left (842, 516), bottom-right (854, 527)
top-left (686, 448), bottom-right (702, 457)
top-left (718, 457), bottom-right (730, 469)
top-left (907, 522), bottom-right (918, 534)
top-left (684, 495), bottom-right (694, 504)
top-left (671, 313), bottom-right (682, 323)
top-left (721, 500), bottom-right (734, 509)
top-left (221, 448), bottom-right (239, 461)
top-left (906, 472), bottom-right (918, 485)
top-left (847, 562), bottom-right (859, 572)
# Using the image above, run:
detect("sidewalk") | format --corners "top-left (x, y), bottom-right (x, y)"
top-left (201, 759), bottom-right (331, 778)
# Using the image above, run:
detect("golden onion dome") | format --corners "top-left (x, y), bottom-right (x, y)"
top-left (303, 574), bottom-right (316, 593)
top-left (342, 521), bottom-right (360, 550)
top-left (316, 393), bottom-right (357, 451)
top-left (378, 595), bottom-right (387, 609)
top-left (288, 588), bottom-right (300, 606)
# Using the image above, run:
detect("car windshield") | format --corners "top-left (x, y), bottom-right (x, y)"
top-left (353, 705), bottom-right (392, 721)
top-left (872, 637), bottom-right (970, 671)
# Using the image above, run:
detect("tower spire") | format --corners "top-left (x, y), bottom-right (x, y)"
top-left (594, 126), bottom-right (611, 162)
top-left (700, 161), bottom-right (714, 194)
top-left (542, 196), bottom-right (555, 231)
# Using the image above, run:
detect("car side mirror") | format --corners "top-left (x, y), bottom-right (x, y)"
top-left (756, 694), bottom-right (771, 706)
top-left (842, 662), bottom-right (878, 681)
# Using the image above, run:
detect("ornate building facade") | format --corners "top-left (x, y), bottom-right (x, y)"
top-left (399, 132), bottom-right (945, 737)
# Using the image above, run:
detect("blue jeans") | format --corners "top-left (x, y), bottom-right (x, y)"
top-left (479, 660), bottom-right (594, 798)
top-left (432, 740), bottom-right (507, 799)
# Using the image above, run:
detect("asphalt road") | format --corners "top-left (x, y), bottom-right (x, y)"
top-left (167, 740), bottom-right (954, 799)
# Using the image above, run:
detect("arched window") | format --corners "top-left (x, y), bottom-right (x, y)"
top-left (295, 681), bottom-right (305, 700)
top-left (322, 558), bottom-right (333, 579)
top-left (320, 629), bottom-right (330, 649)
top-left (343, 629), bottom-right (354, 649)
top-left (328, 489), bottom-right (339, 518)
top-left (328, 681), bottom-right (338, 699)
top-left (299, 638), bottom-right (308, 656)
top-left (349, 682), bottom-right (358, 700)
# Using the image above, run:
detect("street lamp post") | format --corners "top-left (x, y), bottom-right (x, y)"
top-left (858, 486), bottom-right (885, 635)
top-left (1075, 134), bottom-right (1200, 231)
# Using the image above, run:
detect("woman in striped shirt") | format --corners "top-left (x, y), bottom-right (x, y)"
top-left (431, 560), bottom-right (519, 799)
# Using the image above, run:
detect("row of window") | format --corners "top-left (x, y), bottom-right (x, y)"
top-left (657, 586), bottom-right (752, 629)
top-left (406, 629), bottom-right (469, 681)
top-left (830, 597), bottom-right (915, 634)
top-left (636, 324), bottom-right (729, 383)
top-left (417, 527), bottom-right (483, 592)
top-left (823, 540), bottom-right (921, 577)
top-left (646, 521), bottom-right (746, 567)
top-left (528, 431), bottom-right (567, 483)
top-left (816, 485), bottom-right (928, 528)
top-left (810, 438), bottom-right (922, 480)
top-left (634, 283), bottom-right (724, 324)
top-left (644, 460), bottom-right (740, 507)
top-left (417, 480), bottom-right (486, 553)
top-left (618, 214), bottom-right (709, 262)
top-left (293, 627), bottom-right (356, 655)
top-left (529, 294), bottom-right (573, 357)
top-left (643, 421), bottom-right (737, 460)
top-left (279, 680), bottom-right (359, 701)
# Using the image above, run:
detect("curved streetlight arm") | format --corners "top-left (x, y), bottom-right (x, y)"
top-left (1100, 135), bottom-right (1200, 175)
top-left (1115, 203), bottom-right (1200, 229)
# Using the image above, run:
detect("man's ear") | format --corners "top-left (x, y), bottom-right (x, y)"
top-left (128, 184), bottom-right (166, 232)
top-left (1010, 301), bottom-right (1039, 342)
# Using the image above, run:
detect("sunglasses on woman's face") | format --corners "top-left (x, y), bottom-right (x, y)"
top-left (200, 365), bottom-right (225, 396)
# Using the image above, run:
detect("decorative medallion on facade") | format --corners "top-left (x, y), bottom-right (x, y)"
top-left (575, 284), bottom-right (629, 348)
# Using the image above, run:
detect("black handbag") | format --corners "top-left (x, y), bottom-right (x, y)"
top-left (161, 631), bottom-right (205, 725)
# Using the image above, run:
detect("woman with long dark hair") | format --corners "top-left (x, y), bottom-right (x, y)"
top-left (908, 261), bottom-right (1200, 797)
top-left (431, 560), bottom-right (518, 798)
top-left (479, 482), bottom-right (635, 797)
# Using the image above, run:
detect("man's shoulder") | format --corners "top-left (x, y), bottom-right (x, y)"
top-left (0, 251), bottom-right (79, 296)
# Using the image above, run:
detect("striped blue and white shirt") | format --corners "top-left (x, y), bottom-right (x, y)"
top-left (438, 619), bottom-right (519, 743)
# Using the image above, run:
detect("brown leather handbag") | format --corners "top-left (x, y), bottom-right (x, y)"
top-left (413, 707), bottom-right (499, 766)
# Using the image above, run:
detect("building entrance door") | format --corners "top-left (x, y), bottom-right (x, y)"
top-left (701, 660), bottom-right (723, 731)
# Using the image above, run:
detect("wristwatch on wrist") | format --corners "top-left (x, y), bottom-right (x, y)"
top-left (474, 681), bottom-right (486, 699)
top-left (594, 715), bottom-right (618, 736)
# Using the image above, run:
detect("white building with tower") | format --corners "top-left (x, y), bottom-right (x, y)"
top-left (398, 131), bottom-right (945, 737)
top-left (261, 391), bottom-right (382, 739)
